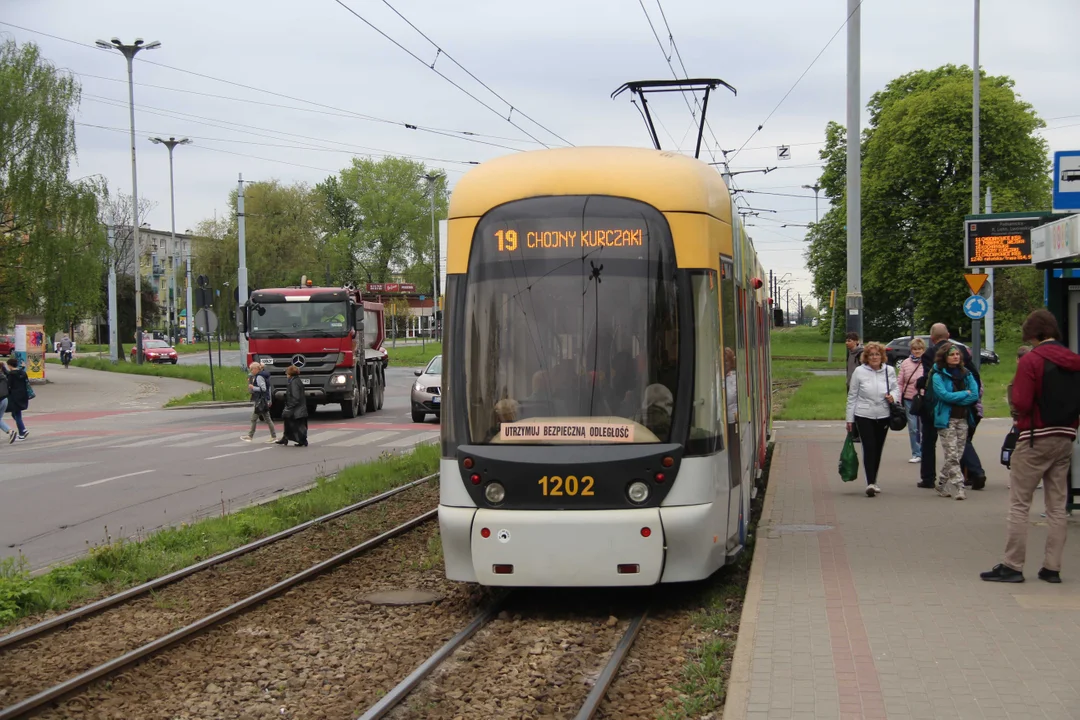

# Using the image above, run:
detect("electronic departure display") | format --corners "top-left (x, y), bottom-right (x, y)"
top-left (493, 224), bottom-right (646, 254)
top-left (965, 217), bottom-right (1044, 267)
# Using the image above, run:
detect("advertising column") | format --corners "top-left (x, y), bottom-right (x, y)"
top-left (14, 324), bottom-right (26, 368)
top-left (25, 324), bottom-right (45, 381)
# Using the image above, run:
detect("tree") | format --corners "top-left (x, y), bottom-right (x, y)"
top-left (0, 40), bottom-right (106, 328)
top-left (803, 304), bottom-right (819, 320)
top-left (804, 65), bottom-right (1051, 339)
top-left (95, 183), bottom-right (158, 275)
top-left (319, 157), bottom-right (447, 289)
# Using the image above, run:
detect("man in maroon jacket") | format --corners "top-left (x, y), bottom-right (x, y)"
top-left (982, 309), bottom-right (1080, 583)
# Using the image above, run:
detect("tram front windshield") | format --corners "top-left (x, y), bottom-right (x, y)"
top-left (463, 196), bottom-right (680, 445)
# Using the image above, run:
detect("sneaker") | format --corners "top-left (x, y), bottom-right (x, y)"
top-left (1038, 568), bottom-right (1062, 584)
top-left (908, 456), bottom-right (921, 463)
top-left (936, 485), bottom-right (951, 498)
top-left (956, 489), bottom-right (966, 500)
top-left (865, 485), bottom-right (877, 497)
top-left (265, 437), bottom-right (278, 444)
top-left (240, 435), bottom-right (252, 442)
top-left (981, 564), bottom-right (1024, 583)
top-left (7, 430), bottom-right (16, 444)
top-left (917, 481), bottom-right (936, 489)
top-left (18, 430), bottom-right (28, 440)
top-left (872, 484), bottom-right (882, 493)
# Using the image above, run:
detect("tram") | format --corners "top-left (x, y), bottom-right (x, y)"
top-left (438, 146), bottom-right (772, 586)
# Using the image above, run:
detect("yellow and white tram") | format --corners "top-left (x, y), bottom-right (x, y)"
top-left (438, 146), bottom-right (772, 586)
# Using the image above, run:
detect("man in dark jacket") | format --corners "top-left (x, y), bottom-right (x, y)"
top-left (241, 362), bottom-right (278, 443)
top-left (2, 358), bottom-right (30, 443)
top-left (917, 323), bottom-right (986, 489)
top-left (981, 309), bottom-right (1080, 583)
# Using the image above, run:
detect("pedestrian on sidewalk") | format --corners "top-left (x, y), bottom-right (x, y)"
top-left (897, 337), bottom-right (926, 464)
top-left (277, 364), bottom-right (308, 447)
top-left (845, 332), bottom-right (864, 442)
top-left (930, 343), bottom-right (979, 500)
top-left (1, 358), bottom-right (30, 443)
top-left (982, 310), bottom-right (1080, 584)
top-left (917, 323), bottom-right (986, 490)
top-left (0, 366), bottom-right (12, 443)
top-left (846, 341), bottom-right (896, 497)
top-left (241, 362), bottom-right (277, 443)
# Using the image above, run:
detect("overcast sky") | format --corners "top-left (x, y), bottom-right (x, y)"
top-left (6, 0), bottom-right (1079, 309)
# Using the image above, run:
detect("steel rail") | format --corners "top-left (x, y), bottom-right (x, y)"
top-left (355, 597), bottom-right (507, 720)
top-left (0, 472), bottom-right (439, 651)
top-left (0, 509), bottom-right (438, 720)
top-left (573, 610), bottom-right (649, 720)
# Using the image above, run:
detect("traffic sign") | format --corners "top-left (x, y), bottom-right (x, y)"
top-left (963, 294), bottom-right (988, 320)
top-left (1053, 150), bottom-right (1080, 212)
top-left (777, 145), bottom-right (791, 161)
top-left (964, 273), bottom-right (988, 295)
top-left (194, 308), bottom-right (219, 334)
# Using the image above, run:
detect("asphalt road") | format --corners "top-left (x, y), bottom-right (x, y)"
top-left (0, 366), bottom-right (438, 570)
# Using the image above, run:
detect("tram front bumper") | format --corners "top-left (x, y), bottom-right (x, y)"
top-left (441, 506), bottom-right (665, 587)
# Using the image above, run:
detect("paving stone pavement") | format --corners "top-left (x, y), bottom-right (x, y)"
top-left (727, 419), bottom-right (1080, 720)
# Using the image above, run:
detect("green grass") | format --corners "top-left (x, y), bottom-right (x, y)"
top-left (53, 356), bottom-right (249, 405)
top-left (387, 341), bottom-right (442, 367)
top-left (0, 443), bottom-right (440, 629)
top-left (776, 375), bottom-right (847, 420)
top-left (770, 326), bottom-right (843, 360)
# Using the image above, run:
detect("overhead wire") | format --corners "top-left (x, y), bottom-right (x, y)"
top-left (727, 0), bottom-right (868, 164)
top-left (0, 20), bottom-right (541, 154)
top-left (330, 0), bottom-right (558, 149)
top-left (376, 0), bottom-right (572, 146)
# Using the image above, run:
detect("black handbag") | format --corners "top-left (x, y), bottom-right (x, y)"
top-left (886, 369), bottom-right (908, 431)
top-left (1001, 425), bottom-right (1019, 468)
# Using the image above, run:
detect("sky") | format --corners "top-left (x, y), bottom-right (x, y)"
top-left (6, 0), bottom-right (1080, 308)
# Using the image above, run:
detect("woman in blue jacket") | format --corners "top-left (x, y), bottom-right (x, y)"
top-left (931, 343), bottom-right (979, 500)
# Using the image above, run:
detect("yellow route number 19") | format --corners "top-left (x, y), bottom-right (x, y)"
top-left (495, 229), bottom-right (518, 252)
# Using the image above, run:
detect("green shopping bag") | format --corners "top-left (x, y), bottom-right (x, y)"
top-left (838, 432), bottom-right (859, 482)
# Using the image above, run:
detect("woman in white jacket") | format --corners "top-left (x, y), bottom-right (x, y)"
top-left (846, 341), bottom-right (898, 497)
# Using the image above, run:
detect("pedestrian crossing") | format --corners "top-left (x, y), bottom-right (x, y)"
top-left (5, 427), bottom-right (440, 454)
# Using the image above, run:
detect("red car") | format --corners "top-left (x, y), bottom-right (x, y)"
top-left (0, 334), bottom-right (13, 356)
top-left (131, 338), bottom-right (178, 364)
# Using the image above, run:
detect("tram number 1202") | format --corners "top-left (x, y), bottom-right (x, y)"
top-left (538, 475), bottom-right (595, 497)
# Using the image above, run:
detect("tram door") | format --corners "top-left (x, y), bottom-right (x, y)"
top-left (719, 259), bottom-right (743, 548)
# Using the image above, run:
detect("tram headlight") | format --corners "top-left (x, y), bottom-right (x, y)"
top-left (627, 481), bottom-right (649, 504)
top-left (484, 482), bottom-right (506, 504)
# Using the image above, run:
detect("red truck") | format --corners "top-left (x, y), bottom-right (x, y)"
top-left (240, 285), bottom-right (386, 418)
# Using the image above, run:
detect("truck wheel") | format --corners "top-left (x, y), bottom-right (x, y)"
top-left (341, 383), bottom-right (361, 419)
top-left (376, 377), bottom-right (385, 410)
top-left (366, 370), bottom-right (378, 413)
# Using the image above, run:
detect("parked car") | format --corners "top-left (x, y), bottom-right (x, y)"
top-left (131, 338), bottom-right (179, 364)
top-left (885, 335), bottom-right (999, 367)
top-left (411, 354), bottom-right (442, 423)
top-left (0, 334), bottom-right (13, 356)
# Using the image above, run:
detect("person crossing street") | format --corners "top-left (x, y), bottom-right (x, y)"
top-left (241, 362), bottom-right (277, 443)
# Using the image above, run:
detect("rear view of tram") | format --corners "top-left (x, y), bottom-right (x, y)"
top-left (438, 146), bottom-right (764, 587)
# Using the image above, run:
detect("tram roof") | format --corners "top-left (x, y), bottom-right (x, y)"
top-left (449, 147), bottom-right (732, 225)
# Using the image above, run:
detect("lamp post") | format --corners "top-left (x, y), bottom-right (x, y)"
top-left (149, 137), bottom-right (191, 345)
top-left (95, 37), bottom-right (161, 364)
top-left (802, 183), bottom-right (822, 223)
top-left (423, 172), bottom-right (444, 340)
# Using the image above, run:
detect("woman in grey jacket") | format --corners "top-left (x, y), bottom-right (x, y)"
top-left (845, 341), bottom-right (898, 497)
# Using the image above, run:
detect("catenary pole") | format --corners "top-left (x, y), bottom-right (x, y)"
top-left (238, 174), bottom-right (249, 366)
top-left (845, 0), bottom-right (863, 338)
top-left (971, 0), bottom-right (982, 372)
top-left (107, 225), bottom-right (118, 363)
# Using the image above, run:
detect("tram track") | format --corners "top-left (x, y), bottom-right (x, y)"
top-left (363, 592), bottom-right (651, 720)
top-left (0, 473), bottom-right (442, 718)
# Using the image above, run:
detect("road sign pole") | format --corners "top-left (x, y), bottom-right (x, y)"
top-left (827, 288), bottom-right (838, 363)
top-left (207, 330), bottom-right (216, 400)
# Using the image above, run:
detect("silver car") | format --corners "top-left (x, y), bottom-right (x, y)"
top-left (411, 355), bottom-right (442, 423)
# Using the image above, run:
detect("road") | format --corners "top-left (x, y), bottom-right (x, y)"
top-left (0, 366), bottom-right (438, 570)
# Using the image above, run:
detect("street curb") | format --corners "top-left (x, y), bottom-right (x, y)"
top-left (722, 440), bottom-right (779, 720)
top-left (164, 402), bottom-right (250, 410)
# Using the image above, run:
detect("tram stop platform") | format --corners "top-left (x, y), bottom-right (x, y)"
top-left (725, 418), bottom-right (1080, 720)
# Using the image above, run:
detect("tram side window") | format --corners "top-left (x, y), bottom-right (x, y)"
top-left (719, 260), bottom-right (738, 426)
top-left (688, 272), bottom-right (723, 456)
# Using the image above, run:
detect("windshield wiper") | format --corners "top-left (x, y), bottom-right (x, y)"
top-left (254, 329), bottom-right (292, 338)
top-left (307, 330), bottom-right (343, 337)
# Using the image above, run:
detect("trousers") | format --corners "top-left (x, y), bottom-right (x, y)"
top-left (1003, 435), bottom-right (1073, 572)
top-left (854, 415), bottom-right (890, 486)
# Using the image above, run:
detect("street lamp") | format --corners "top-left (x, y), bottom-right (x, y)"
top-left (96, 37), bottom-right (161, 363)
top-left (149, 136), bottom-right (191, 344)
top-left (802, 183), bottom-right (822, 223)
top-left (423, 172), bottom-right (444, 340)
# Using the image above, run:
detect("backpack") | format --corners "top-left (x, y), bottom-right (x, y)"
top-left (912, 367), bottom-right (937, 417)
top-left (0, 373), bottom-right (7, 401)
top-left (1034, 354), bottom-right (1080, 428)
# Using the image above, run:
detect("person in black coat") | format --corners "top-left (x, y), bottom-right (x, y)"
top-left (276, 364), bottom-right (308, 447)
top-left (2, 358), bottom-right (30, 443)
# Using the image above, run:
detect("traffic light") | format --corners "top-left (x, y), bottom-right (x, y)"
top-left (196, 287), bottom-right (212, 309)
